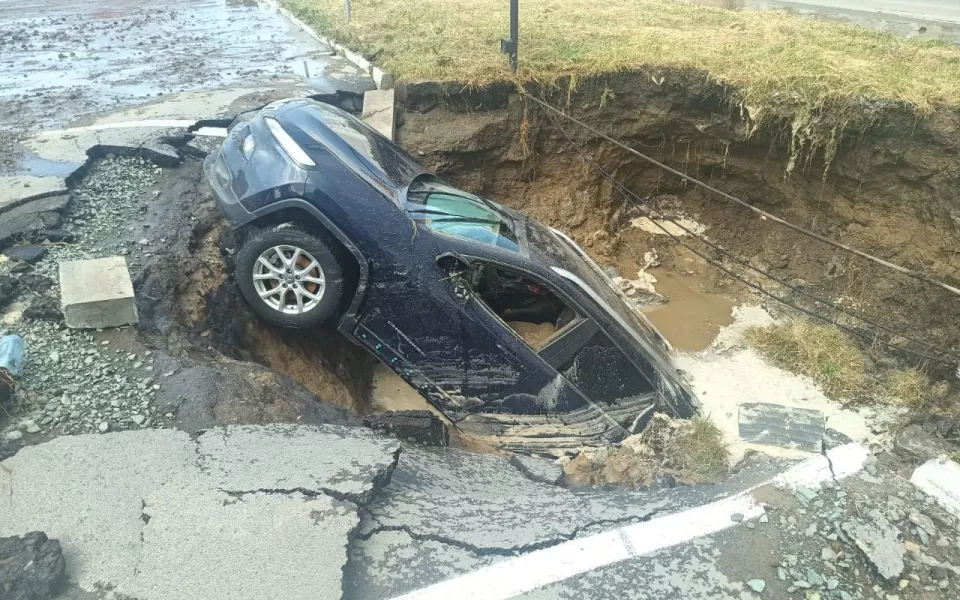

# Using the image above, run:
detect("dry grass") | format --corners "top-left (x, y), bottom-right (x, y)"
top-left (884, 368), bottom-right (930, 407)
top-left (663, 416), bottom-right (729, 477)
top-left (746, 320), bottom-right (867, 399)
top-left (284, 0), bottom-right (960, 116)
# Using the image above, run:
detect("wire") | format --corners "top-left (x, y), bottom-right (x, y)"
top-left (522, 92), bottom-right (960, 299)
top-left (534, 100), bottom-right (960, 366)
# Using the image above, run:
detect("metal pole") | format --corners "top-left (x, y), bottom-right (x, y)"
top-left (500, 0), bottom-right (518, 71)
top-left (345, 0), bottom-right (351, 22)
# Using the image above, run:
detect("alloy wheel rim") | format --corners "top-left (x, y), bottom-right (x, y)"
top-left (252, 245), bottom-right (326, 314)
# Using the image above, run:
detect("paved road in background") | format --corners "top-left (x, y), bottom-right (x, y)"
top-left (736, 0), bottom-right (960, 42)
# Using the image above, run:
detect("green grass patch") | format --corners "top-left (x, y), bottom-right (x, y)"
top-left (284, 0), bottom-right (960, 118)
top-left (746, 320), bottom-right (867, 400)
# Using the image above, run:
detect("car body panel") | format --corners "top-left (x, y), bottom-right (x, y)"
top-left (204, 98), bottom-right (699, 451)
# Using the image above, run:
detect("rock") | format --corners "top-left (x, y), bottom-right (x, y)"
top-left (98, 421), bottom-right (109, 433)
top-left (894, 424), bottom-right (953, 462)
top-left (841, 516), bottom-right (905, 580)
top-left (363, 410), bottom-right (448, 447)
top-left (4, 430), bottom-right (23, 441)
top-left (908, 510), bottom-right (937, 535)
top-left (806, 569), bottom-right (824, 586)
top-left (826, 578), bottom-right (839, 590)
top-left (746, 579), bottom-right (765, 593)
top-left (23, 420), bottom-right (40, 434)
top-left (509, 453), bottom-right (564, 486)
top-left (35, 229), bottom-right (75, 243)
top-left (0, 275), bottom-right (19, 308)
top-left (731, 513), bottom-right (744, 523)
top-left (130, 414), bottom-right (145, 426)
top-left (821, 547), bottom-right (838, 561)
top-left (23, 296), bottom-right (63, 321)
top-left (777, 567), bottom-right (787, 581)
top-left (929, 565), bottom-right (949, 580)
top-left (0, 531), bottom-right (66, 600)
top-left (3, 245), bottom-right (48, 264)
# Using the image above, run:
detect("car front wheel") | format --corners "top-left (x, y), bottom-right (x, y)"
top-left (235, 225), bottom-right (345, 328)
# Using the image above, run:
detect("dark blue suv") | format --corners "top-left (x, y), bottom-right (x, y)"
top-left (204, 98), bottom-right (698, 451)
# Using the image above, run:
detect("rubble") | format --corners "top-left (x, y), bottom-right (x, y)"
top-left (841, 515), bottom-right (905, 580)
top-left (3, 246), bottom-right (48, 264)
top-left (0, 531), bottom-right (66, 600)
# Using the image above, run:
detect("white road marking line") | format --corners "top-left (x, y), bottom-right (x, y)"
top-left (194, 127), bottom-right (228, 138)
top-left (392, 442), bottom-right (869, 600)
top-left (33, 120), bottom-right (197, 137)
top-left (910, 456), bottom-right (960, 518)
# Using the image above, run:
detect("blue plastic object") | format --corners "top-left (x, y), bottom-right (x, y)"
top-left (0, 334), bottom-right (25, 377)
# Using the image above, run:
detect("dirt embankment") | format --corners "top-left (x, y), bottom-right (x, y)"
top-left (397, 73), bottom-right (960, 370)
top-left (135, 160), bottom-right (375, 415)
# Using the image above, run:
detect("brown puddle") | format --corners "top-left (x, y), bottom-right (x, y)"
top-left (642, 269), bottom-right (735, 352)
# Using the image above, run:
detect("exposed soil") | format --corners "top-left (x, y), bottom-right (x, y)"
top-left (134, 159), bottom-right (376, 417)
top-left (397, 73), bottom-right (960, 377)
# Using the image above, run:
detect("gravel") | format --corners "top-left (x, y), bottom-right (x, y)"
top-left (2, 156), bottom-right (162, 437)
top-left (13, 319), bottom-right (162, 435)
top-left (30, 156), bottom-right (158, 281)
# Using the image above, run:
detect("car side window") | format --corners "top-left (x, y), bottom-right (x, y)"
top-left (466, 264), bottom-right (578, 350)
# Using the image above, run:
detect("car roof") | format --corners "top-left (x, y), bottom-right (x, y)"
top-left (275, 99), bottom-right (429, 195)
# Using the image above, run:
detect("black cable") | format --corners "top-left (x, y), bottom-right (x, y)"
top-left (522, 92), bottom-right (960, 299)
top-left (534, 100), bottom-right (959, 366)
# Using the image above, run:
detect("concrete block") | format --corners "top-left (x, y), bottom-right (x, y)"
top-left (362, 89), bottom-right (395, 140)
top-left (59, 257), bottom-right (138, 329)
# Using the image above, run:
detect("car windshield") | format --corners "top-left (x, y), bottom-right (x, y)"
top-left (405, 180), bottom-right (520, 251)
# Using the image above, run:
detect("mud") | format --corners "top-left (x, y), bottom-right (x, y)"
top-left (397, 74), bottom-right (960, 373)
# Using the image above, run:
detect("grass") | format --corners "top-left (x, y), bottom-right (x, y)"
top-left (746, 320), bottom-right (867, 399)
top-left (284, 0), bottom-right (960, 118)
top-left (663, 416), bottom-right (729, 477)
top-left (884, 368), bottom-right (930, 407)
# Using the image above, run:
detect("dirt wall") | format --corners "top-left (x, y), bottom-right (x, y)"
top-left (396, 72), bottom-right (960, 366)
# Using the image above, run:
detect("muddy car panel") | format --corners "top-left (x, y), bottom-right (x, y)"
top-left (204, 98), bottom-right (698, 449)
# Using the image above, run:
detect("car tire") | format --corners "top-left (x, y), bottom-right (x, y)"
top-left (235, 225), bottom-right (345, 329)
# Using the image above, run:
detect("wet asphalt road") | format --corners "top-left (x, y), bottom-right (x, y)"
top-left (0, 0), bottom-right (351, 173)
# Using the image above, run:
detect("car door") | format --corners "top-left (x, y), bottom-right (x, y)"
top-left (352, 255), bottom-right (532, 421)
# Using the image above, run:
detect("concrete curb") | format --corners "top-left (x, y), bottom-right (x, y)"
top-left (257, 0), bottom-right (395, 90)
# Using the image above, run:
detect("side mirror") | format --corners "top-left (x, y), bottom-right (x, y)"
top-left (436, 251), bottom-right (471, 272)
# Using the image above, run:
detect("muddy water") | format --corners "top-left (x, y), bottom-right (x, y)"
top-left (643, 269), bottom-right (736, 352)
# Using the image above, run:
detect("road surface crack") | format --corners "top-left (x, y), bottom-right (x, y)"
top-left (356, 509), bottom-right (665, 557)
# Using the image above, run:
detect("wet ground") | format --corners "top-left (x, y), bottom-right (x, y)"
top-left (0, 0), bottom-right (368, 175)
